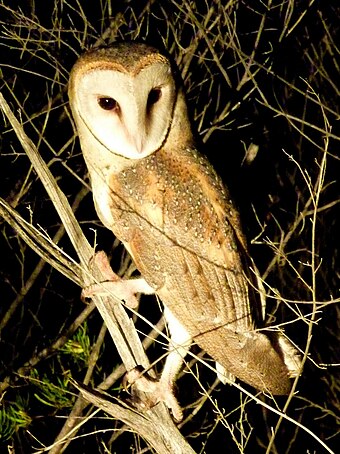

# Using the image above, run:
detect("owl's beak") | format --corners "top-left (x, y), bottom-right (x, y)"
top-left (122, 103), bottom-right (149, 157)
top-left (125, 119), bottom-right (147, 155)
top-left (131, 134), bottom-right (145, 154)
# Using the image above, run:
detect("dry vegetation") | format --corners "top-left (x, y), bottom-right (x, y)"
top-left (0, 1), bottom-right (339, 453)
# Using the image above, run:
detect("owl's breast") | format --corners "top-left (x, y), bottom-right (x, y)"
top-left (105, 148), bottom-right (230, 260)
top-left (101, 147), bottom-right (254, 337)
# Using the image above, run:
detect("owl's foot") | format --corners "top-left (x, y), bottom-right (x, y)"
top-left (123, 310), bottom-right (192, 422)
top-left (124, 366), bottom-right (183, 422)
top-left (82, 251), bottom-right (154, 308)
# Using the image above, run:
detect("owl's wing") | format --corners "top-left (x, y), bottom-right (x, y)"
top-left (124, 201), bottom-right (292, 395)
top-left (118, 146), bottom-right (264, 333)
top-left (107, 147), bottom-right (294, 393)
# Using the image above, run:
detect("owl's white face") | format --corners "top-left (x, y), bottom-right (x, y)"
top-left (71, 61), bottom-right (176, 160)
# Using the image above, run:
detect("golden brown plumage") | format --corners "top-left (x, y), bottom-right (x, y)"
top-left (105, 145), bottom-right (295, 394)
top-left (69, 43), bottom-right (301, 418)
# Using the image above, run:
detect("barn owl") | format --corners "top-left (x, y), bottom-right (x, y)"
top-left (68, 43), bottom-right (301, 421)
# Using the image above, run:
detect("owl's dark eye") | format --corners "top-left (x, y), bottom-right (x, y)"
top-left (147, 87), bottom-right (162, 111)
top-left (98, 97), bottom-right (119, 111)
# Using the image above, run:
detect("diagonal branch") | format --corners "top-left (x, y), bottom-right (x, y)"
top-left (0, 92), bottom-right (195, 454)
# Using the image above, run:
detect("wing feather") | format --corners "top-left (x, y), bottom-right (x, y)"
top-left (106, 145), bottom-right (292, 393)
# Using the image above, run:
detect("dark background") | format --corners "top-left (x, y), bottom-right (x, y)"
top-left (0, 1), bottom-right (339, 452)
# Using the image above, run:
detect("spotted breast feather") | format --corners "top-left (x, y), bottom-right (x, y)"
top-left (105, 145), bottom-right (296, 394)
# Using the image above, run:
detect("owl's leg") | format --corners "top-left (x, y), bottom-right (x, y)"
top-left (126, 307), bottom-right (191, 422)
top-left (83, 251), bottom-right (190, 421)
top-left (158, 306), bottom-right (192, 421)
top-left (82, 251), bottom-right (154, 308)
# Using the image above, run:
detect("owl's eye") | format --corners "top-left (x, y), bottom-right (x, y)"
top-left (147, 87), bottom-right (162, 110)
top-left (97, 96), bottom-right (119, 111)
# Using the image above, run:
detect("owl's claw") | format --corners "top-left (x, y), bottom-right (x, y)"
top-left (124, 366), bottom-right (183, 422)
top-left (82, 251), bottom-right (154, 308)
top-left (82, 278), bottom-right (140, 308)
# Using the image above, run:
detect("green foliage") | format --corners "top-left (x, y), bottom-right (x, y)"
top-left (0, 396), bottom-right (31, 441)
top-left (33, 373), bottom-right (74, 410)
top-left (59, 322), bottom-right (91, 368)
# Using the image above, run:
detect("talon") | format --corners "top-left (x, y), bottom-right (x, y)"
top-left (123, 366), bottom-right (183, 422)
top-left (92, 250), bottom-right (118, 275)
top-left (124, 366), bottom-right (158, 391)
top-left (82, 251), bottom-right (141, 308)
top-left (81, 287), bottom-right (93, 302)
